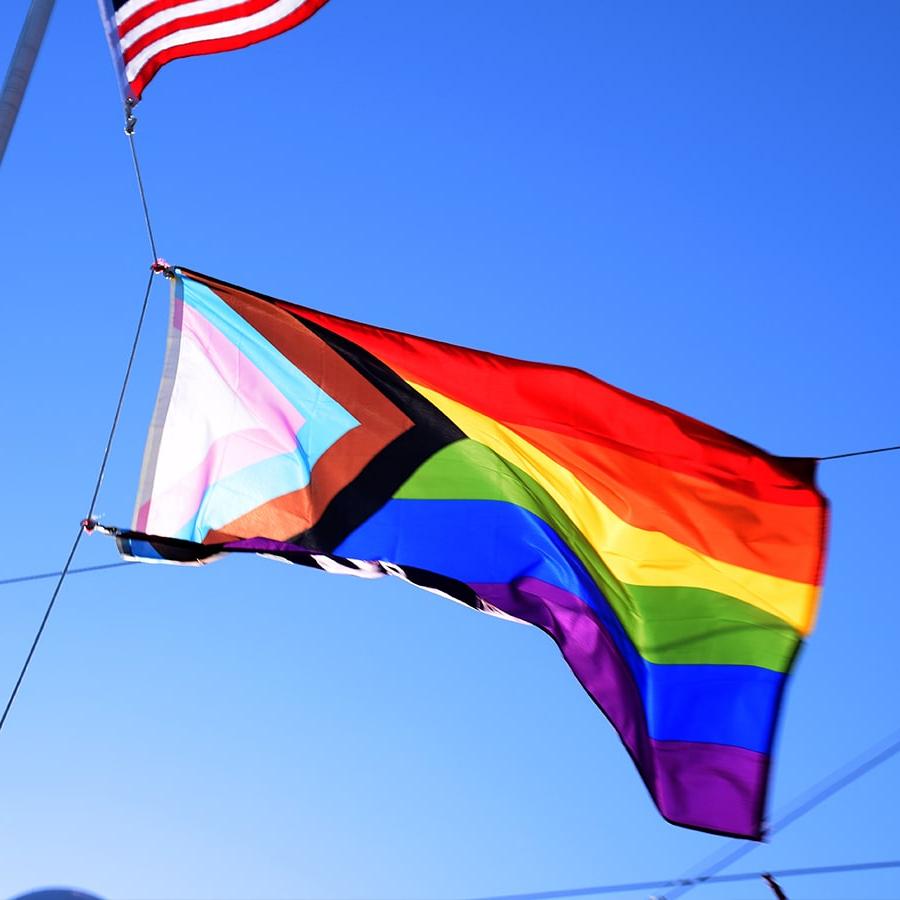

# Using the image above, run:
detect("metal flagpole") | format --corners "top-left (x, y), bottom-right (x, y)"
top-left (0, 0), bottom-right (56, 166)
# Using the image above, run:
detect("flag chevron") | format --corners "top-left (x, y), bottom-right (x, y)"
top-left (120, 268), bottom-right (829, 839)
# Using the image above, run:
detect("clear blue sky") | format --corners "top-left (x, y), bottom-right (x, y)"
top-left (1, 2), bottom-right (899, 898)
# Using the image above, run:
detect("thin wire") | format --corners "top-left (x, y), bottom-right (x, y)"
top-left (818, 444), bottom-right (900, 461)
top-left (662, 725), bottom-right (900, 899)
top-left (467, 859), bottom-right (900, 900)
top-left (768, 726), bottom-right (900, 835)
top-left (125, 111), bottom-right (159, 263)
top-left (0, 561), bottom-right (135, 587)
top-left (0, 270), bottom-right (156, 738)
top-left (0, 526), bottom-right (83, 733)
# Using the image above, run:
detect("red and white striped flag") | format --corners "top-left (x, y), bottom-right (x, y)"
top-left (97, 0), bottom-right (331, 103)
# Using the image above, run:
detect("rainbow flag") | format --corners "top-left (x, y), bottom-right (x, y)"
top-left (118, 268), bottom-right (828, 838)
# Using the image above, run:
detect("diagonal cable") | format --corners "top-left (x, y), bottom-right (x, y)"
top-left (818, 444), bottom-right (900, 461)
top-left (467, 858), bottom-right (900, 900)
top-left (0, 270), bottom-right (156, 737)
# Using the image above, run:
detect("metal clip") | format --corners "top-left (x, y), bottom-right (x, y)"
top-left (124, 98), bottom-right (138, 136)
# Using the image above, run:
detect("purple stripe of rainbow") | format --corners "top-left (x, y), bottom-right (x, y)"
top-left (471, 578), bottom-right (767, 837)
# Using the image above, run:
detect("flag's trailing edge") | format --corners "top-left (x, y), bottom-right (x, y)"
top-left (120, 268), bottom-right (829, 839)
top-left (97, 0), bottom-right (331, 103)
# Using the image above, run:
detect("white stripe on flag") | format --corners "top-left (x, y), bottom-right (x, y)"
top-left (312, 556), bottom-right (384, 578)
top-left (120, 0), bottom-right (249, 48)
top-left (125, 0), bottom-right (310, 82)
top-left (115, 0), bottom-right (179, 27)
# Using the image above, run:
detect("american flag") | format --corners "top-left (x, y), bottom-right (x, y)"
top-left (98, 0), bottom-right (331, 102)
